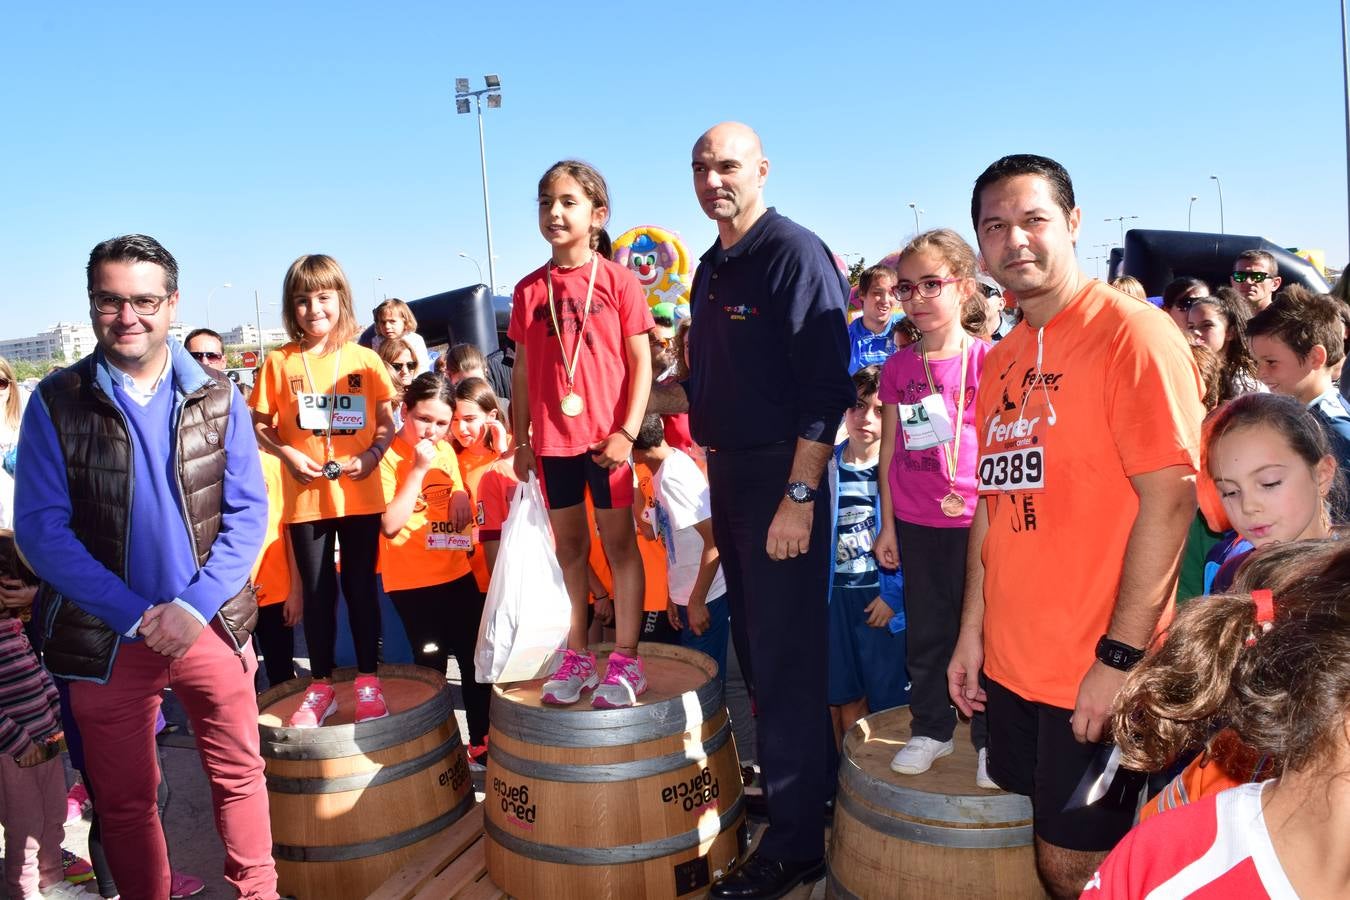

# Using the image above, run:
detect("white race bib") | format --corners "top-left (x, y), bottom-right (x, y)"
top-left (427, 532), bottom-right (473, 551)
top-left (297, 392), bottom-right (367, 431)
top-left (976, 447), bottom-right (1045, 494)
top-left (899, 393), bottom-right (955, 451)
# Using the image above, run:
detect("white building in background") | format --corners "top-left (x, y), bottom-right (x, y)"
top-left (0, 322), bottom-right (99, 364)
top-left (219, 323), bottom-right (289, 348)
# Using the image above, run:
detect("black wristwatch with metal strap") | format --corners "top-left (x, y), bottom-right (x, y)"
top-left (785, 481), bottom-right (817, 504)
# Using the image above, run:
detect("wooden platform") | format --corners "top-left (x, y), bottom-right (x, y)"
top-left (367, 805), bottom-right (504, 900)
top-left (258, 669), bottom-right (440, 727)
top-left (494, 644), bottom-right (714, 710)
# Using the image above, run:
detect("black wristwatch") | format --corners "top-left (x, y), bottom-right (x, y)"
top-left (785, 481), bottom-right (817, 504)
top-left (1095, 636), bottom-right (1145, 671)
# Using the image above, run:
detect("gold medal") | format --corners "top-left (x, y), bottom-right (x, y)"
top-left (560, 392), bottom-right (584, 417)
top-left (940, 491), bottom-right (965, 518)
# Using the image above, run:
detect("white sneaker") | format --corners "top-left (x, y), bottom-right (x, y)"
top-left (41, 882), bottom-right (89, 899)
top-left (976, 747), bottom-right (998, 789)
top-left (890, 736), bottom-right (954, 775)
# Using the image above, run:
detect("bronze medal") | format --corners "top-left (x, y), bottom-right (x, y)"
top-left (941, 491), bottom-right (965, 518)
top-left (560, 392), bottom-right (584, 417)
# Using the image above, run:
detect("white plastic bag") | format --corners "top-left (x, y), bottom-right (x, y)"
top-left (475, 473), bottom-right (571, 683)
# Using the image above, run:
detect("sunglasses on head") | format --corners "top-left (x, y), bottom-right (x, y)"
top-left (189, 351), bottom-right (224, 363)
top-left (1231, 271), bottom-right (1273, 284)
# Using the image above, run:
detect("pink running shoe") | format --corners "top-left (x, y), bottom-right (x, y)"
top-left (170, 871), bottom-right (206, 898)
top-left (288, 682), bottom-right (337, 728)
top-left (354, 674), bottom-right (389, 723)
top-left (540, 649), bottom-right (599, 705)
top-left (65, 782), bottom-right (89, 824)
top-left (591, 652), bottom-right (648, 709)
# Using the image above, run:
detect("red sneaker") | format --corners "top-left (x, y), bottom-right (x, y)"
top-left (288, 682), bottom-right (337, 728)
top-left (170, 871), bottom-right (206, 898)
top-left (354, 674), bottom-right (389, 723)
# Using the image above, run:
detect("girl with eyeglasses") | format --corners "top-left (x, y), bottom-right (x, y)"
top-left (250, 254), bottom-right (398, 728)
top-left (874, 228), bottom-right (995, 787)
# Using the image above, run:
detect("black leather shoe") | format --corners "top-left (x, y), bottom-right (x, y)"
top-left (710, 851), bottom-right (826, 899)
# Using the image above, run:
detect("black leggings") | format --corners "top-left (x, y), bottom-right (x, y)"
top-left (289, 513), bottom-right (382, 678)
top-left (253, 602), bottom-right (296, 689)
top-left (387, 575), bottom-right (491, 746)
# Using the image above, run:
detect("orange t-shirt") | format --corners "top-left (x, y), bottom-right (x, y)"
top-left (251, 451), bottom-right (290, 607)
top-left (975, 281), bottom-right (1204, 708)
top-left (378, 435), bottom-right (472, 592)
top-left (1139, 730), bottom-right (1267, 823)
top-left (251, 341), bottom-right (397, 524)
top-left (458, 442), bottom-right (519, 592)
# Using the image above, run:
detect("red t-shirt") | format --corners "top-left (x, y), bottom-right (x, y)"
top-left (507, 257), bottom-right (654, 456)
top-left (1082, 783), bottom-right (1297, 899)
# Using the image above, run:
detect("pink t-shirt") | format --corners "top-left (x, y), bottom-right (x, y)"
top-left (879, 339), bottom-right (991, 528)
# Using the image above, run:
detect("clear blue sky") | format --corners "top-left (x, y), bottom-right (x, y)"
top-left (3, 1), bottom-right (1347, 338)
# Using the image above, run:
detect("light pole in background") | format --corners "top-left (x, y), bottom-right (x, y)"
top-left (907, 202), bottom-right (923, 232)
top-left (1188, 195), bottom-right (1199, 231)
top-left (372, 276), bottom-right (383, 303)
top-left (1104, 215), bottom-right (1138, 246)
top-left (458, 252), bottom-right (484, 285)
top-left (1342, 0), bottom-right (1350, 260)
top-left (1209, 175), bottom-right (1225, 234)
top-left (253, 290), bottom-right (265, 362)
top-left (205, 282), bottom-right (232, 329)
top-left (456, 74), bottom-right (502, 302)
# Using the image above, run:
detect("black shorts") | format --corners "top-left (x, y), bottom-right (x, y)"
top-left (984, 677), bottom-right (1144, 852)
top-left (537, 453), bottom-right (635, 510)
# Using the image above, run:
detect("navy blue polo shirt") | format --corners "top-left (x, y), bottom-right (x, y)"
top-left (687, 208), bottom-right (854, 450)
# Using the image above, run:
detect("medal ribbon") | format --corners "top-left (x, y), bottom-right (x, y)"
top-left (299, 344), bottom-right (343, 466)
top-left (546, 255), bottom-right (598, 398)
top-left (920, 336), bottom-right (968, 495)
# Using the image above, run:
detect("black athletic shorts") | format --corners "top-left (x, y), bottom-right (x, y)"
top-left (984, 676), bottom-right (1144, 852)
top-left (537, 453), bottom-right (635, 510)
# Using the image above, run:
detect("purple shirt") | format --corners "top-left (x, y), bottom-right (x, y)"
top-left (879, 340), bottom-right (991, 528)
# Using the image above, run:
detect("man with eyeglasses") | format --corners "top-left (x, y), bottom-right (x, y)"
top-left (185, 327), bottom-right (226, 372)
top-left (15, 234), bottom-right (277, 899)
top-left (1230, 249), bottom-right (1282, 312)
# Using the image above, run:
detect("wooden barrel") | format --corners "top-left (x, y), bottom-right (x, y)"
top-left (485, 643), bottom-right (746, 899)
top-left (257, 665), bottom-right (476, 900)
top-left (827, 706), bottom-right (1045, 899)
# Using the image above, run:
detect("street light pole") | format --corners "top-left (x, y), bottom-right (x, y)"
top-left (1104, 216), bottom-right (1139, 246)
top-left (458, 252), bottom-right (484, 285)
top-left (907, 202), bottom-right (922, 232)
top-left (253, 290), bottom-right (265, 362)
top-left (1209, 175), bottom-right (1225, 234)
top-left (1188, 196), bottom-right (1198, 231)
top-left (456, 75), bottom-right (502, 299)
top-left (205, 282), bottom-right (232, 330)
top-left (372, 276), bottom-right (383, 303)
top-left (1341, 0), bottom-right (1350, 259)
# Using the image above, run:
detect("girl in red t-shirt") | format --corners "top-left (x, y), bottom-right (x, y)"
top-left (507, 160), bottom-right (654, 709)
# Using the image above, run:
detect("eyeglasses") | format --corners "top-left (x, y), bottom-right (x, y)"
top-left (894, 277), bottom-right (963, 302)
top-left (390, 361), bottom-right (417, 372)
top-left (189, 351), bottom-right (224, 363)
top-left (89, 291), bottom-right (172, 315)
top-left (1231, 271), bottom-right (1274, 284)
top-left (1164, 298), bottom-right (1195, 312)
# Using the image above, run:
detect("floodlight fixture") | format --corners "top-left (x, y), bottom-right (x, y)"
top-left (455, 77), bottom-right (470, 94)
top-left (484, 73), bottom-right (501, 89)
top-left (487, 93), bottom-right (501, 109)
top-left (455, 98), bottom-right (470, 115)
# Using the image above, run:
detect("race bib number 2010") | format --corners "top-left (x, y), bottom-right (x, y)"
top-left (977, 447), bottom-right (1045, 494)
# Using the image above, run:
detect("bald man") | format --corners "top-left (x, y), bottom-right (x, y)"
top-left (653, 123), bottom-right (854, 898)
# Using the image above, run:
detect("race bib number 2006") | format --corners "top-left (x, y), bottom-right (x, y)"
top-left (977, 447), bottom-right (1045, 493)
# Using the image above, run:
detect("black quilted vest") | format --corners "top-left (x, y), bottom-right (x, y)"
top-left (36, 354), bottom-right (257, 681)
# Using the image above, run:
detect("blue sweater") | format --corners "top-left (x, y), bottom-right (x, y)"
top-left (15, 341), bottom-right (266, 637)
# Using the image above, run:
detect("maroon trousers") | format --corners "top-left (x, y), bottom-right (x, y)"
top-left (69, 623), bottom-right (277, 900)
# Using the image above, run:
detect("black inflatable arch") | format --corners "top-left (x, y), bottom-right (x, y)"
top-left (1112, 230), bottom-right (1330, 296)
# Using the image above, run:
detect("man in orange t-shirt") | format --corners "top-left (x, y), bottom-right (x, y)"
top-left (946, 155), bottom-right (1204, 898)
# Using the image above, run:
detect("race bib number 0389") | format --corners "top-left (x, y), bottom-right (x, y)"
top-left (977, 447), bottom-right (1045, 493)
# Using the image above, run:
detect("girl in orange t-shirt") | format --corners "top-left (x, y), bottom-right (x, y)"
top-left (507, 160), bottom-right (654, 709)
top-left (379, 373), bottom-right (492, 753)
top-left (449, 377), bottom-right (517, 594)
top-left (251, 254), bottom-right (397, 727)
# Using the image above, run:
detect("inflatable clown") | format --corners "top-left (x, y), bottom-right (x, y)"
top-left (613, 225), bottom-right (692, 313)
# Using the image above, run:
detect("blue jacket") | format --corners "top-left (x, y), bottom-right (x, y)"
top-left (828, 442), bottom-right (905, 628)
